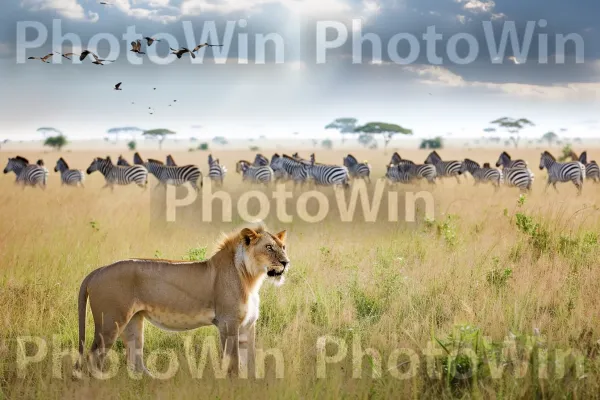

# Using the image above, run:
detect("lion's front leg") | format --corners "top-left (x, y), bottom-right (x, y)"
top-left (238, 323), bottom-right (256, 379)
top-left (218, 320), bottom-right (240, 376)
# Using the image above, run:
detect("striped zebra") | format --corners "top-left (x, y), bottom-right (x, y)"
top-left (86, 156), bottom-right (148, 190)
top-left (54, 157), bottom-right (85, 187)
top-left (343, 154), bottom-right (371, 183)
top-left (539, 151), bottom-right (585, 194)
top-left (575, 151), bottom-right (599, 183)
top-left (3, 156), bottom-right (48, 189)
top-left (253, 154), bottom-right (269, 166)
top-left (502, 168), bottom-right (534, 192)
top-left (307, 153), bottom-right (349, 187)
top-left (269, 154), bottom-right (289, 182)
top-left (117, 155), bottom-right (130, 166)
top-left (396, 159), bottom-right (437, 184)
top-left (238, 161), bottom-right (274, 184)
top-left (270, 154), bottom-right (309, 185)
top-left (166, 154), bottom-right (177, 167)
top-left (385, 163), bottom-right (412, 184)
top-left (207, 154), bottom-right (226, 186)
top-left (424, 151), bottom-right (462, 182)
top-left (390, 152), bottom-right (403, 164)
top-left (460, 159), bottom-right (502, 188)
top-left (495, 151), bottom-right (527, 169)
top-left (134, 153), bottom-right (202, 191)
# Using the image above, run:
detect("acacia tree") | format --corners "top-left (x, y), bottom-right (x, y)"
top-left (325, 118), bottom-right (358, 144)
top-left (37, 127), bottom-right (62, 138)
top-left (354, 122), bottom-right (412, 152)
top-left (44, 135), bottom-right (68, 151)
top-left (490, 117), bottom-right (534, 148)
top-left (107, 127), bottom-right (143, 143)
top-left (143, 129), bottom-right (176, 150)
top-left (541, 131), bottom-right (558, 146)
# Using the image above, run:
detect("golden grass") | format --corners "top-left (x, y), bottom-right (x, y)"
top-left (1, 148), bottom-right (600, 399)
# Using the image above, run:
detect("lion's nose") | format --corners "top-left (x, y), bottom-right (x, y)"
top-left (280, 260), bottom-right (289, 268)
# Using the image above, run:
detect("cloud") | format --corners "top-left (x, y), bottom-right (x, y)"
top-left (110, 0), bottom-right (180, 23)
top-left (180, 0), bottom-right (352, 17)
top-left (454, 0), bottom-right (504, 20)
top-left (21, 0), bottom-right (99, 21)
top-left (402, 64), bottom-right (600, 100)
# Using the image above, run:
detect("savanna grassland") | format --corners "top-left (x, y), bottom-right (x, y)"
top-left (1, 148), bottom-right (600, 399)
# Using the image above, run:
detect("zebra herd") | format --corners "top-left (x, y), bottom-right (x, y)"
top-left (385, 150), bottom-right (597, 194)
top-left (3, 150), bottom-right (598, 193)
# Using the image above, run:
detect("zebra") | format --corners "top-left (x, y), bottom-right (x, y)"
top-left (253, 154), bottom-right (269, 167)
top-left (307, 153), bottom-right (349, 187)
top-left (166, 154), bottom-right (177, 167)
top-left (539, 151), bottom-right (585, 194)
top-left (384, 163), bottom-right (412, 184)
top-left (207, 154), bottom-right (226, 186)
top-left (54, 157), bottom-right (85, 187)
top-left (495, 151), bottom-right (527, 169)
top-left (86, 156), bottom-right (148, 190)
top-left (396, 159), bottom-right (437, 184)
top-left (3, 156), bottom-right (48, 189)
top-left (460, 159), bottom-right (502, 188)
top-left (117, 155), bottom-right (130, 166)
top-left (239, 161), bottom-right (274, 184)
top-left (575, 151), bottom-right (599, 183)
top-left (269, 154), bottom-right (289, 182)
top-left (424, 151), bottom-right (462, 182)
top-left (134, 152), bottom-right (202, 191)
top-left (343, 154), bottom-right (371, 183)
top-left (390, 152), bottom-right (403, 164)
top-left (502, 168), bottom-right (535, 192)
top-left (270, 154), bottom-right (309, 185)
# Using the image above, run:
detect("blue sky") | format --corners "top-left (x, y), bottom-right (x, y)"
top-left (1, 0), bottom-right (599, 140)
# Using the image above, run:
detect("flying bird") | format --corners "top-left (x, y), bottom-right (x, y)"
top-left (99, 1), bottom-right (111, 4)
top-left (28, 53), bottom-right (54, 63)
top-left (144, 37), bottom-right (162, 46)
top-left (508, 56), bottom-right (522, 65)
top-left (192, 43), bottom-right (223, 52)
top-left (130, 40), bottom-right (146, 55)
top-left (114, 82), bottom-right (122, 91)
top-left (54, 52), bottom-right (78, 60)
top-left (79, 50), bottom-right (97, 61)
top-left (91, 54), bottom-right (115, 65)
top-left (170, 47), bottom-right (196, 59)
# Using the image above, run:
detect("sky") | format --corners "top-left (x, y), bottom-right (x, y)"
top-left (1, 0), bottom-right (600, 141)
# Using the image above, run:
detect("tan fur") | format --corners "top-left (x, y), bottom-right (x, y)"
top-left (76, 224), bottom-right (289, 377)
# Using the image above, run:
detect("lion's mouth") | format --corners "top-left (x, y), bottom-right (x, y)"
top-left (267, 268), bottom-right (285, 277)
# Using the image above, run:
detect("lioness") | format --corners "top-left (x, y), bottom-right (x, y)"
top-left (76, 224), bottom-right (289, 376)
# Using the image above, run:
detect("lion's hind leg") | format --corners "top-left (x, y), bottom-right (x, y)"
top-left (88, 311), bottom-right (130, 376)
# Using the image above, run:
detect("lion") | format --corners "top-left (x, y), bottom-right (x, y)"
top-left (76, 224), bottom-right (289, 377)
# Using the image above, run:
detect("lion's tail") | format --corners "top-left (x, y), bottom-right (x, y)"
top-left (78, 271), bottom-right (95, 356)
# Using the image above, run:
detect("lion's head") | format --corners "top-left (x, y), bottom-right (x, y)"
top-left (239, 226), bottom-right (289, 284)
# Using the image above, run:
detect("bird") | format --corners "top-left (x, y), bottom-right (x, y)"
top-left (192, 43), bottom-right (223, 52)
top-left (28, 53), bottom-right (54, 63)
top-left (173, 100), bottom-right (177, 102)
top-left (508, 56), bottom-right (522, 65)
top-left (153, 88), bottom-right (156, 90)
top-left (91, 54), bottom-right (115, 65)
top-left (54, 52), bottom-right (77, 60)
top-left (131, 102), bottom-right (135, 105)
top-left (144, 37), bottom-right (162, 46)
top-left (130, 40), bottom-right (146, 55)
top-left (114, 82), bottom-right (122, 91)
top-left (170, 47), bottom-right (195, 59)
top-left (99, 1), bottom-right (111, 4)
top-left (79, 50), bottom-right (97, 61)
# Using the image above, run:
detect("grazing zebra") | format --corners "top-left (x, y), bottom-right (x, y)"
top-left (238, 161), bottom-right (274, 184)
top-left (253, 154), bottom-right (269, 167)
top-left (134, 153), bottom-right (202, 191)
top-left (3, 156), bottom-right (48, 188)
top-left (424, 151), bottom-right (462, 182)
top-left (54, 158), bottom-right (85, 187)
top-left (207, 154), bottom-right (226, 186)
top-left (385, 163), bottom-right (412, 184)
top-left (270, 154), bottom-right (309, 185)
top-left (166, 154), bottom-right (177, 167)
top-left (502, 168), bottom-right (534, 192)
top-left (396, 159), bottom-right (437, 184)
top-left (539, 151), bottom-right (585, 194)
top-left (86, 156), bottom-right (148, 190)
top-left (575, 151), bottom-right (599, 183)
top-left (460, 159), bottom-right (502, 188)
top-left (343, 154), bottom-right (371, 183)
top-left (117, 155), bottom-right (130, 166)
top-left (495, 151), bottom-right (527, 169)
top-left (307, 153), bottom-right (349, 187)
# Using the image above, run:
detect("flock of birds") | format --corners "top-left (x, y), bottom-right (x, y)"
top-left (3, 150), bottom-right (599, 194)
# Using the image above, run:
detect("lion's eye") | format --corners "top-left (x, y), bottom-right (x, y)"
top-left (266, 245), bottom-right (274, 252)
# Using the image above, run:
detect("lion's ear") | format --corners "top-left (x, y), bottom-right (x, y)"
top-left (275, 230), bottom-right (287, 243)
top-left (240, 228), bottom-right (259, 246)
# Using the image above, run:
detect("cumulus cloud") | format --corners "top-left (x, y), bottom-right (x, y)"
top-left (454, 0), bottom-right (504, 20)
top-left (180, 0), bottom-right (352, 17)
top-left (21, 0), bottom-right (99, 21)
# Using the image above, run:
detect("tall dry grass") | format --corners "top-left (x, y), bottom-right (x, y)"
top-left (1, 148), bottom-right (600, 399)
